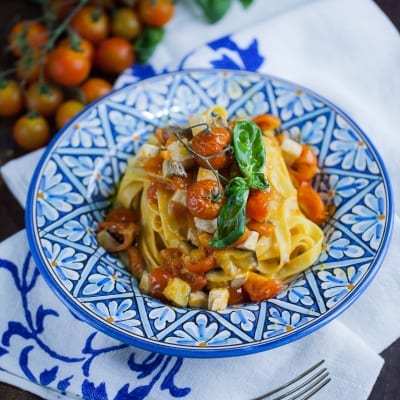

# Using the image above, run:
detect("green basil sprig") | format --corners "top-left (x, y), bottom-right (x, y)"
top-left (233, 120), bottom-right (268, 190)
top-left (210, 120), bottom-right (268, 248)
top-left (209, 177), bottom-right (249, 248)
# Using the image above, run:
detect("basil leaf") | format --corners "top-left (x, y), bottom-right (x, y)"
top-left (238, 0), bottom-right (254, 8)
top-left (209, 177), bottom-right (249, 248)
top-left (135, 27), bottom-right (164, 64)
top-left (233, 120), bottom-right (268, 190)
top-left (195, 0), bottom-right (232, 23)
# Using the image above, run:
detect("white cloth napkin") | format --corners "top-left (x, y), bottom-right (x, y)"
top-left (1, 0), bottom-right (400, 399)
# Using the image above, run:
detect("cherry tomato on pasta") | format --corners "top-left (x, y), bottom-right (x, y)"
top-left (70, 5), bottom-right (110, 44)
top-left (0, 80), bottom-right (24, 117)
top-left (290, 145), bottom-right (319, 182)
top-left (138, 0), bottom-right (174, 27)
top-left (297, 181), bottom-right (327, 225)
top-left (246, 189), bottom-right (271, 222)
top-left (243, 272), bottom-right (283, 302)
top-left (183, 248), bottom-right (216, 273)
top-left (186, 179), bottom-right (223, 220)
top-left (149, 267), bottom-right (173, 300)
top-left (191, 125), bottom-right (231, 170)
top-left (105, 206), bottom-right (138, 223)
top-left (13, 113), bottom-right (50, 151)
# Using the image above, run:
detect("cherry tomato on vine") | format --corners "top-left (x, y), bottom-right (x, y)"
top-left (138, 0), bottom-right (174, 27)
top-left (0, 80), bottom-right (24, 117)
top-left (8, 20), bottom-right (49, 58)
top-left (58, 36), bottom-right (95, 62)
top-left (186, 179), bottom-right (223, 220)
top-left (55, 100), bottom-right (85, 130)
top-left (191, 125), bottom-right (232, 170)
top-left (26, 82), bottom-right (64, 117)
top-left (81, 77), bottom-right (112, 103)
top-left (242, 272), bottom-right (283, 302)
top-left (70, 5), bottom-right (110, 44)
top-left (48, 0), bottom-right (78, 21)
top-left (13, 113), bottom-right (50, 151)
top-left (16, 50), bottom-right (47, 84)
top-left (46, 46), bottom-right (91, 86)
top-left (94, 37), bottom-right (134, 74)
top-left (111, 7), bottom-right (142, 40)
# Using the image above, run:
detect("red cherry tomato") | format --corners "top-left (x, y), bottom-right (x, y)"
top-left (81, 77), bottom-right (112, 103)
top-left (58, 36), bottom-right (95, 62)
top-left (246, 189), bottom-right (271, 222)
top-left (243, 272), bottom-right (283, 302)
top-left (191, 125), bottom-right (232, 170)
top-left (47, 46), bottom-right (91, 87)
top-left (8, 20), bottom-right (49, 57)
top-left (186, 179), bottom-right (223, 220)
top-left (105, 207), bottom-right (138, 223)
top-left (138, 0), bottom-right (174, 27)
top-left (26, 82), bottom-right (64, 117)
top-left (149, 267), bottom-right (173, 300)
top-left (70, 5), bottom-right (110, 44)
top-left (95, 37), bottom-right (134, 75)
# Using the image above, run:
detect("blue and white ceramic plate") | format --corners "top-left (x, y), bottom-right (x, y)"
top-left (26, 69), bottom-right (393, 358)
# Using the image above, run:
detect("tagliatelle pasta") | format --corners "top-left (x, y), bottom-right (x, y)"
top-left (97, 106), bottom-right (326, 311)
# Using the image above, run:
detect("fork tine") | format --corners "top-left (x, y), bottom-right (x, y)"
top-left (294, 376), bottom-right (331, 400)
top-left (250, 360), bottom-right (328, 400)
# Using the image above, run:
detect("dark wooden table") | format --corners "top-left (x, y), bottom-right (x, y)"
top-left (0, 1), bottom-right (399, 399)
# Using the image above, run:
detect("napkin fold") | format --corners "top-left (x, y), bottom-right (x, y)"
top-left (1, 0), bottom-right (400, 399)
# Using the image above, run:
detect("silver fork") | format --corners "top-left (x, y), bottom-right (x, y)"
top-left (250, 359), bottom-right (330, 400)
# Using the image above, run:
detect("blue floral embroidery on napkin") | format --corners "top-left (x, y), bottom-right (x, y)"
top-left (0, 254), bottom-right (191, 399)
top-left (179, 34), bottom-right (265, 72)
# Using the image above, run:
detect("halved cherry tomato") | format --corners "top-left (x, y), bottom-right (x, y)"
top-left (243, 272), bottom-right (283, 302)
top-left (111, 7), bottom-right (142, 40)
top-left (228, 286), bottom-right (250, 305)
top-left (246, 189), bottom-right (271, 222)
top-left (47, 46), bottom-right (91, 86)
top-left (55, 100), bottom-right (85, 130)
top-left (81, 77), bottom-right (112, 103)
top-left (8, 20), bottom-right (49, 57)
top-left (97, 221), bottom-right (138, 252)
top-left (70, 5), bottom-right (110, 44)
top-left (159, 248), bottom-right (182, 275)
top-left (26, 82), bottom-right (63, 117)
top-left (182, 248), bottom-right (216, 273)
top-left (191, 125), bottom-right (232, 170)
top-left (297, 181), bottom-right (327, 225)
top-left (95, 37), bottom-right (134, 75)
top-left (289, 145), bottom-right (319, 182)
top-left (105, 206), bottom-right (138, 223)
top-left (186, 179), bottom-right (223, 220)
top-left (126, 247), bottom-right (146, 279)
top-left (13, 113), bottom-right (50, 151)
top-left (181, 271), bottom-right (207, 291)
top-left (246, 220), bottom-right (274, 237)
top-left (0, 80), bottom-right (24, 117)
top-left (252, 114), bottom-right (281, 132)
top-left (138, 0), bottom-right (174, 27)
top-left (149, 267), bottom-right (173, 299)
